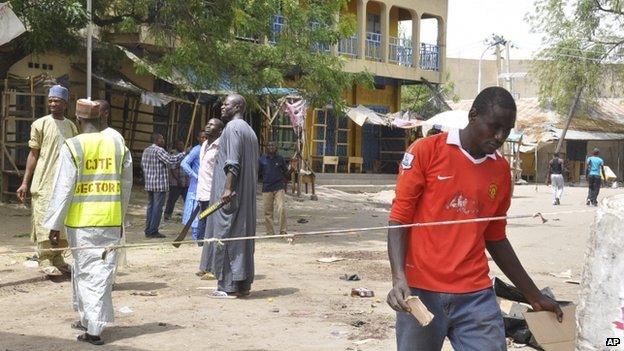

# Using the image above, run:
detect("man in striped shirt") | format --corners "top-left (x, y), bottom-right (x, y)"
top-left (141, 133), bottom-right (185, 238)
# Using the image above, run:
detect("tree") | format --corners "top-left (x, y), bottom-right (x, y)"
top-left (401, 76), bottom-right (457, 118)
top-left (2, 0), bottom-right (371, 108)
top-left (529, 0), bottom-right (623, 114)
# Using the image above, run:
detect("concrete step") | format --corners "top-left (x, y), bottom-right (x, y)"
top-left (314, 172), bottom-right (397, 186)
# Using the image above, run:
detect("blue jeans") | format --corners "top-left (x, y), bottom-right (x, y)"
top-left (145, 191), bottom-right (166, 236)
top-left (396, 287), bottom-right (506, 351)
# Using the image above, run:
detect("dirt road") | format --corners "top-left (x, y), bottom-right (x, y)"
top-left (0, 184), bottom-right (618, 350)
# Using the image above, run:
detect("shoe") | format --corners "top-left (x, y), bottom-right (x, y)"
top-left (586, 199), bottom-right (591, 206)
top-left (145, 232), bottom-right (166, 239)
top-left (200, 272), bottom-right (216, 280)
top-left (77, 333), bottom-right (104, 345)
top-left (555, 198), bottom-right (560, 205)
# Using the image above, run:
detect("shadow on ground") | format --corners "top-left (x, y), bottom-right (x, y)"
top-left (0, 331), bottom-right (152, 350)
top-left (245, 287), bottom-right (299, 299)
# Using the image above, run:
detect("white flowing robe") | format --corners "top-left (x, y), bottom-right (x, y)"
top-left (44, 142), bottom-right (132, 336)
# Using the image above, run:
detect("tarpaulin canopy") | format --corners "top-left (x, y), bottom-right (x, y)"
top-left (0, 3), bottom-right (25, 46)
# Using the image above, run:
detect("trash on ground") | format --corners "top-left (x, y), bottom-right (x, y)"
top-left (353, 338), bottom-right (375, 345)
top-left (317, 257), bottom-right (345, 263)
top-left (549, 269), bottom-right (572, 279)
top-left (351, 320), bottom-right (366, 327)
top-left (270, 307), bottom-right (280, 313)
top-left (118, 306), bottom-right (133, 315)
top-left (131, 291), bottom-right (157, 297)
top-left (297, 218), bottom-right (309, 224)
top-left (564, 279), bottom-right (580, 285)
top-left (351, 287), bottom-right (374, 298)
top-left (523, 304), bottom-right (576, 351)
top-left (340, 274), bottom-right (361, 281)
top-left (406, 296), bottom-right (434, 326)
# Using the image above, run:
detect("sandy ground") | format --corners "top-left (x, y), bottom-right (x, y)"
top-left (0, 183), bottom-right (621, 351)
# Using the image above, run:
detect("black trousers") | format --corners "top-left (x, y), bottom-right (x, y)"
top-left (587, 175), bottom-right (601, 205)
top-left (164, 186), bottom-right (188, 216)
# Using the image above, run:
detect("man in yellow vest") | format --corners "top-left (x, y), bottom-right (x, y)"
top-left (44, 99), bottom-right (132, 346)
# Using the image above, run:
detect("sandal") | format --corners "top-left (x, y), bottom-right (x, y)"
top-left (77, 333), bottom-right (104, 345)
top-left (208, 290), bottom-right (238, 299)
top-left (41, 266), bottom-right (63, 277)
top-left (200, 272), bottom-right (216, 280)
top-left (71, 320), bottom-right (87, 331)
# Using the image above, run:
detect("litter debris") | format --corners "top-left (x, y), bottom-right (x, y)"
top-left (564, 279), bottom-right (580, 285)
top-left (317, 257), bottom-right (345, 263)
top-left (158, 322), bottom-right (167, 327)
top-left (351, 287), bottom-right (374, 298)
top-left (549, 269), bottom-right (572, 279)
top-left (270, 307), bottom-right (280, 313)
top-left (523, 304), bottom-right (576, 351)
top-left (118, 306), bottom-right (134, 315)
top-left (406, 296), bottom-right (434, 326)
top-left (297, 218), bottom-right (309, 224)
top-left (351, 320), bottom-right (366, 327)
top-left (340, 274), bottom-right (361, 281)
top-left (131, 291), bottom-right (157, 297)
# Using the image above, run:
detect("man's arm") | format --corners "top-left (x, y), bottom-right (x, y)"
top-left (487, 239), bottom-right (563, 321)
top-left (16, 148), bottom-right (40, 202)
top-left (387, 221), bottom-right (412, 312)
top-left (181, 147), bottom-right (199, 180)
top-left (155, 147), bottom-right (185, 166)
top-left (43, 145), bottom-right (77, 245)
top-left (546, 160), bottom-right (551, 185)
top-left (601, 164), bottom-right (606, 180)
top-left (222, 169), bottom-right (237, 203)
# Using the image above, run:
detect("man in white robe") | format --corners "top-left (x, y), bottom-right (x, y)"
top-left (44, 99), bottom-right (132, 345)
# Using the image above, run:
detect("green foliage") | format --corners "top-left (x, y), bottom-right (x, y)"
top-left (401, 76), bottom-right (457, 118)
top-left (530, 0), bottom-right (624, 113)
top-left (8, 0), bottom-right (371, 109)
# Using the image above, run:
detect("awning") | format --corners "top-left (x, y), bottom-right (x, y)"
top-left (345, 105), bottom-right (389, 126)
top-left (86, 69), bottom-right (191, 107)
top-left (0, 3), bottom-right (26, 46)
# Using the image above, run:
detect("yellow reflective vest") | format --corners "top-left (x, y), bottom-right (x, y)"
top-left (64, 132), bottom-right (124, 227)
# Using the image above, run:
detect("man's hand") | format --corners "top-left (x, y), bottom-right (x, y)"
top-left (387, 278), bottom-right (412, 312)
top-left (16, 183), bottom-right (28, 203)
top-left (221, 189), bottom-right (234, 203)
top-left (49, 230), bottom-right (60, 246)
top-left (530, 294), bottom-right (564, 322)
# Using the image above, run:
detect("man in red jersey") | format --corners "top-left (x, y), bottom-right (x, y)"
top-left (387, 87), bottom-right (562, 351)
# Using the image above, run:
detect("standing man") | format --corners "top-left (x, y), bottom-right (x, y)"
top-left (164, 140), bottom-right (189, 221)
top-left (16, 85), bottom-right (78, 276)
top-left (181, 131), bottom-right (208, 242)
top-left (200, 94), bottom-right (258, 297)
top-left (44, 99), bottom-right (132, 346)
top-left (259, 141), bottom-right (289, 236)
top-left (586, 148), bottom-right (606, 206)
top-left (547, 153), bottom-right (565, 205)
top-left (182, 119), bottom-right (224, 248)
top-left (141, 133), bottom-right (185, 238)
top-left (387, 87), bottom-right (562, 350)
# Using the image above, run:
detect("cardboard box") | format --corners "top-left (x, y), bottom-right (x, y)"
top-left (523, 304), bottom-right (576, 351)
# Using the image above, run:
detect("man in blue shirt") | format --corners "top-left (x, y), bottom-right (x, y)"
top-left (259, 141), bottom-right (290, 235)
top-left (586, 148), bottom-right (606, 206)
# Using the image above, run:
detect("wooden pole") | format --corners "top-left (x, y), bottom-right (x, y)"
top-left (129, 98), bottom-right (139, 151)
top-left (555, 86), bottom-right (584, 153)
top-left (185, 97), bottom-right (200, 149)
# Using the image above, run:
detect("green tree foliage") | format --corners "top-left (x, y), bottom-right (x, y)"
top-left (3, 0), bottom-right (371, 108)
top-left (401, 77), bottom-right (457, 118)
top-left (529, 0), bottom-right (624, 114)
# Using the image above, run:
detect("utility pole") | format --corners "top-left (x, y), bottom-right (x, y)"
top-left (477, 34), bottom-right (507, 94)
top-left (505, 41), bottom-right (512, 92)
top-left (86, 0), bottom-right (92, 99)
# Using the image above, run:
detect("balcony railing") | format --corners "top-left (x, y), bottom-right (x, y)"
top-left (389, 37), bottom-right (413, 67)
top-left (420, 43), bottom-right (440, 71)
top-left (365, 32), bottom-right (382, 61)
top-left (338, 35), bottom-right (358, 57)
